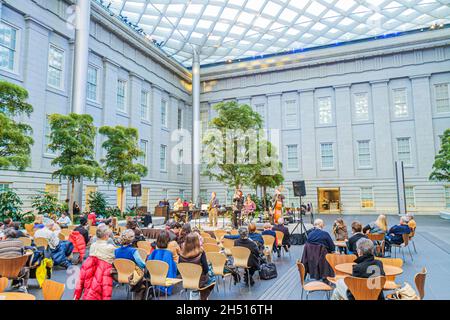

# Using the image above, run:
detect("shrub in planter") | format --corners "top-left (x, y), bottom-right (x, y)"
top-left (87, 191), bottom-right (107, 216)
top-left (31, 191), bottom-right (62, 216)
top-left (0, 189), bottom-right (23, 222)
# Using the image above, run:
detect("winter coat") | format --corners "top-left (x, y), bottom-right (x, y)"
top-left (301, 242), bottom-right (334, 281)
top-left (69, 231), bottom-right (86, 262)
top-left (74, 256), bottom-right (113, 300)
top-left (51, 240), bottom-right (74, 268)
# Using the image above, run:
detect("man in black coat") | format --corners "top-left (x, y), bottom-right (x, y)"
top-left (331, 238), bottom-right (385, 300)
top-left (234, 227), bottom-right (260, 286)
top-left (347, 221), bottom-right (368, 254)
top-left (272, 217), bottom-right (291, 257)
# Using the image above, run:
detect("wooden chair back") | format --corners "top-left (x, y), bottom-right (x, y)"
top-left (325, 253), bottom-right (357, 276)
top-left (146, 260), bottom-right (169, 287)
top-left (0, 255), bottom-right (29, 279)
top-left (0, 277), bottom-right (8, 293)
top-left (344, 276), bottom-right (386, 300)
top-left (200, 232), bottom-right (212, 239)
top-left (137, 248), bottom-right (148, 261)
top-left (33, 237), bottom-right (48, 249)
top-left (60, 229), bottom-right (71, 238)
top-left (42, 279), bottom-right (65, 300)
top-left (214, 230), bottom-right (227, 241)
top-left (230, 246), bottom-right (250, 268)
top-left (275, 231), bottom-right (284, 246)
top-left (18, 237), bottom-right (32, 247)
top-left (206, 252), bottom-right (227, 276)
top-left (203, 237), bottom-right (218, 245)
top-left (58, 233), bottom-right (66, 241)
top-left (137, 241), bottom-right (152, 255)
top-left (367, 233), bottom-right (385, 241)
top-left (415, 267), bottom-right (427, 300)
top-left (262, 235), bottom-right (275, 247)
top-left (24, 224), bottom-right (35, 237)
top-left (296, 260), bottom-right (306, 287)
top-left (113, 259), bottom-right (136, 284)
top-left (230, 229), bottom-right (239, 235)
top-left (178, 263), bottom-right (202, 290)
top-left (203, 243), bottom-right (221, 253)
top-left (222, 238), bottom-right (235, 249)
top-left (89, 226), bottom-right (97, 237)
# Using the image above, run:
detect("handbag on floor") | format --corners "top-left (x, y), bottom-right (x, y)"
top-left (390, 283), bottom-right (419, 300)
top-left (259, 262), bottom-right (277, 280)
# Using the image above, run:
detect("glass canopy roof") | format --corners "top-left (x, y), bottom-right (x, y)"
top-left (96, 0), bottom-right (450, 68)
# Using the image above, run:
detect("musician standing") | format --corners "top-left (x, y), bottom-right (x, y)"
top-left (232, 189), bottom-right (244, 228)
top-left (208, 192), bottom-right (219, 227)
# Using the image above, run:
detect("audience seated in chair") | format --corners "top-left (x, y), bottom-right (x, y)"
top-left (178, 233), bottom-right (215, 300)
top-left (233, 227), bottom-right (260, 287)
top-left (307, 219), bottom-right (335, 253)
top-left (273, 218), bottom-right (291, 255)
top-left (385, 216), bottom-right (411, 253)
top-left (331, 238), bottom-right (385, 300)
top-left (347, 221), bottom-right (368, 254)
top-left (0, 228), bottom-right (30, 293)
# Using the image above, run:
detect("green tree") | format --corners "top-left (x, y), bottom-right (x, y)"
top-left (99, 126), bottom-right (147, 213)
top-left (0, 81), bottom-right (34, 170)
top-left (430, 128), bottom-right (450, 182)
top-left (48, 113), bottom-right (103, 221)
top-left (31, 191), bottom-right (62, 216)
top-left (250, 140), bottom-right (284, 210)
top-left (202, 101), bottom-right (263, 189)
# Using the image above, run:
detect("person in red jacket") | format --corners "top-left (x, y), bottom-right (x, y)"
top-left (87, 211), bottom-right (97, 226)
top-left (74, 226), bottom-right (114, 300)
top-left (69, 230), bottom-right (87, 264)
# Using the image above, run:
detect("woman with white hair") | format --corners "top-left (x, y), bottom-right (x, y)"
top-left (114, 229), bottom-right (146, 269)
top-left (331, 238), bottom-right (385, 300)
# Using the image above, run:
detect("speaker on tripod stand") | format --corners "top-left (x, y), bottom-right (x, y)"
top-left (290, 181), bottom-right (308, 245)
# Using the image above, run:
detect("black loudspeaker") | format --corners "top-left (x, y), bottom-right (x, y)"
top-left (131, 184), bottom-right (142, 197)
top-left (292, 181), bottom-right (306, 197)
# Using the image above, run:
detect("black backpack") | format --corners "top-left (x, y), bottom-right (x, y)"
top-left (259, 262), bottom-right (278, 280)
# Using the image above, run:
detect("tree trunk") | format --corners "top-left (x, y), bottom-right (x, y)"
top-left (69, 178), bottom-right (75, 222)
top-left (120, 184), bottom-right (125, 216)
top-left (262, 186), bottom-right (267, 211)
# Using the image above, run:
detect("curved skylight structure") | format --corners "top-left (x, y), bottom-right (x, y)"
top-left (96, 0), bottom-right (450, 67)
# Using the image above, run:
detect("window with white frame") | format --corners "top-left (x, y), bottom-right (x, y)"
top-left (161, 99), bottom-right (168, 127)
top-left (405, 186), bottom-right (415, 209)
top-left (160, 144), bottom-right (167, 172)
top-left (0, 22), bottom-right (18, 72)
top-left (0, 183), bottom-right (11, 193)
top-left (318, 97), bottom-right (332, 124)
top-left (284, 100), bottom-right (298, 128)
top-left (435, 83), bottom-right (450, 113)
top-left (200, 110), bottom-right (209, 134)
top-left (397, 137), bottom-right (412, 165)
top-left (320, 143), bottom-right (334, 169)
top-left (47, 45), bottom-right (64, 89)
top-left (140, 90), bottom-right (150, 121)
top-left (116, 80), bottom-right (127, 112)
top-left (177, 108), bottom-right (183, 129)
top-left (361, 187), bottom-right (374, 208)
top-left (139, 140), bottom-right (148, 166)
top-left (44, 116), bottom-right (55, 155)
top-left (255, 103), bottom-right (266, 125)
top-left (393, 88), bottom-right (408, 117)
top-left (357, 140), bottom-right (371, 168)
top-left (286, 144), bottom-right (299, 170)
top-left (354, 92), bottom-right (369, 121)
top-left (445, 186), bottom-right (450, 209)
top-left (177, 149), bottom-right (183, 174)
top-left (86, 66), bottom-right (98, 101)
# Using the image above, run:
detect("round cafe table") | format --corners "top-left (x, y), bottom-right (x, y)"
top-left (0, 292), bottom-right (36, 300)
top-left (335, 262), bottom-right (403, 277)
